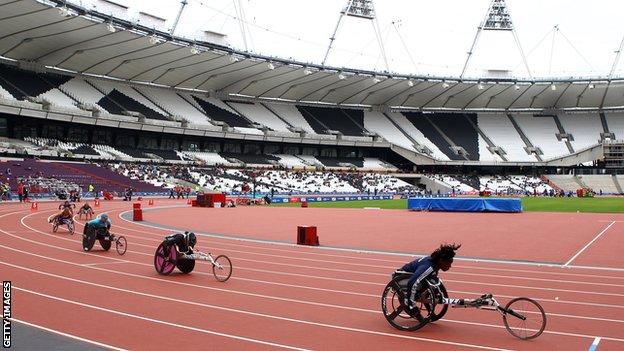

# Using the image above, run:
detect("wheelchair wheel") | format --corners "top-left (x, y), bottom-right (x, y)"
top-left (82, 226), bottom-right (96, 251)
top-left (212, 255), bottom-right (232, 282)
top-left (502, 297), bottom-right (547, 340)
top-left (99, 238), bottom-right (111, 251)
top-left (424, 282), bottom-right (448, 322)
top-left (154, 242), bottom-right (177, 275)
top-left (381, 276), bottom-right (430, 331)
top-left (115, 236), bottom-right (127, 255)
top-left (176, 258), bottom-right (195, 274)
top-left (67, 222), bottom-right (75, 235)
top-left (52, 222), bottom-right (59, 233)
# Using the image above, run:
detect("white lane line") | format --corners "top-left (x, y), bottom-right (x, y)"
top-left (12, 214), bottom-right (624, 304)
top-left (2, 263), bottom-right (513, 351)
top-left (119, 209), bottom-right (624, 272)
top-left (81, 261), bottom-right (132, 267)
top-left (3, 244), bottom-right (624, 343)
top-left (565, 221), bottom-right (616, 266)
top-left (11, 318), bottom-right (129, 351)
top-left (12, 286), bottom-right (312, 351)
top-left (588, 337), bottom-right (601, 351)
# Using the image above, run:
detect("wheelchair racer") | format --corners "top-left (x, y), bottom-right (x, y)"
top-left (164, 231), bottom-right (197, 254)
top-left (78, 202), bottom-right (95, 219)
top-left (49, 206), bottom-right (74, 226)
top-left (399, 243), bottom-right (461, 312)
top-left (84, 213), bottom-right (114, 241)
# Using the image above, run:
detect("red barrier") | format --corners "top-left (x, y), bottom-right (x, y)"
top-left (297, 226), bottom-right (319, 246)
top-left (133, 202), bottom-right (142, 221)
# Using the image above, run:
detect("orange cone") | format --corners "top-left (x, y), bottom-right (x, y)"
top-left (94, 199), bottom-right (100, 208)
top-left (148, 199), bottom-right (154, 206)
top-left (187, 198), bottom-right (191, 205)
top-left (30, 202), bottom-right (38, 211)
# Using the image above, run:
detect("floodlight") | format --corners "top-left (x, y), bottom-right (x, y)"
top-left (477, 83), bottom-right (484, 90)
top-left (338, 72), bottom-right (346, 80)
top-left (190, 46), bottom-right (200, 55)
top-left (442, 82), bottom-right (449, 88)
top-left (588, 83), bottom-right (595, 89)
top-left (149, 34), bottom-right (160, 45)
top-left (372, 76), bottom-right (381, 83)
top-left (303, 67), bottom-right (313, 75)
top-left (551, 84), bottom-right (556, 91)
top-left (407, 80), bottom-right (414, 87)
top-left (229, 55), bottom-right (239, 63)
top-left (514, 84), bottom-right (520, 90)
top-left (106, 22), bottom-right (116, 33)
top-left (267, 62), bottom-right (275, 70)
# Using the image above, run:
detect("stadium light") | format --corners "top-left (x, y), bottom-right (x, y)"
top-left (303, 67), bottom-right (313, 75)
top-left (477, 83), bottom-right (484, 90)
top-left (149, 34), bottom-right (160, 45)
top-left (267, 62), bottom-right (275, 70)
top-left (551, 84), bottom-right (557, 91)
top-left (190, 46), bottom-right (200, 55)
top-left (407, 80), bottom-right (414, 87)
top-left (588, 83), bottom-right (595, 89)
top-left (514, 84), bottom-right (520, 90)
top-left (338, 72), bottom-right (346, 80)
top-left (106, 22), bottom-right (116, 33)
top-left (442, 82), bottom-right (450, 88)
top-left (57, 6), bottom-right (72, 17)
top-left (372, 76), bottom-right (381, 83)
top-left (229, 55), bottom-right (239, 63)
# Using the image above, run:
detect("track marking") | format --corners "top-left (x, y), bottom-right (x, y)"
top-left (11, 318), bottom-right (129, 351)
top-left (119, 209), bottom-right (624, 272)
top-left (564, 221), bottom-right (616, 266)
top-left (3, 244), bottom-right (624, 343)
top-left (589, 337), bottom-right (601, 351)
top-left (12, 287), bottom-right (313, 351)
top-left (81, 261), bottom-right (132, 267)
top-left (12, 216), bottom-right (624, 305)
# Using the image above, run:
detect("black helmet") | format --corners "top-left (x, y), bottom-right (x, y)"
top-left (185, 231), bottom-right (197, 248)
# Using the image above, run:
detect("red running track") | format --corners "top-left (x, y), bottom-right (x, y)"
top-left (0, 199), bottom-right (623, 350)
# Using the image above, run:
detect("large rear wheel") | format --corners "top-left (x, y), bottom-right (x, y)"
top-left (82, 226), bottom-right (96, 251)
top-left (381, 277), bottom-right (430, 331)
top-left (154, 242), bottom-right (177, 275)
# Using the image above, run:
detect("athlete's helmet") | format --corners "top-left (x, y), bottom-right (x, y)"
top-left (185, 231), bottom-right (197, 248)
top-left (99, 213), bottom-right (109, 221)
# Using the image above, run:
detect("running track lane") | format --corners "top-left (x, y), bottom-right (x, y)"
top-left (0, 201), bottom-right (622, 350)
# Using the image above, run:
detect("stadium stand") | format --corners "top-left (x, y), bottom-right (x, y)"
top-left (477, 114), bottom-right (537, 162)
top-left (512, 115), bottom-right (569, 159)
top-left (605, 112), bottom-right (624, 140)
top-left (227, 101), bottom-right (291, 132)
top-left (192, 96), bottom-right (253, 128)
top-left (402, 112), bottom-right (470, 160)
top-left (264, 103), bottom-right (316, 134)
top-left (134, 87), bottom-right (211, 125)
top-left (384, 111), bottom-right (449, 159)
top-left (558, 113), bottom-right (603, 150)
top-left (363, 111), bottom-right (416, 151)
top-left (0, 64), bottom-right (71, 101)
top-left (297, 106), bottom-right (367, 136)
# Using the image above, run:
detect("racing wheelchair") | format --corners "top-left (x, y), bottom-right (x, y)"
top-left (82, 224), bottom-right (127, 255)
top-left (154, 240), bottom-right (232, 282)
top-left (381, 270), bottom-right (546, 339)
top-left (52, 217), bottom-right (75, 235)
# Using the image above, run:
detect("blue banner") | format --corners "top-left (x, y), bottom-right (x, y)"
top-left (407, 197), bottom-right (522, 213)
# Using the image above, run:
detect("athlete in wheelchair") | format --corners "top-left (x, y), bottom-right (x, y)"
top-left (82, 213), bottom-right (127, 255)
top-left (49, 207), bottom-right (75, 234)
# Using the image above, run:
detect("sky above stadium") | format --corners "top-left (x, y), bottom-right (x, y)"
top-left (77, 0), bottom-right (624, 79)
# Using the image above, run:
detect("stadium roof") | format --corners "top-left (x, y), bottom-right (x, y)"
top-left (1, 0), bottom-right (624, 112)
